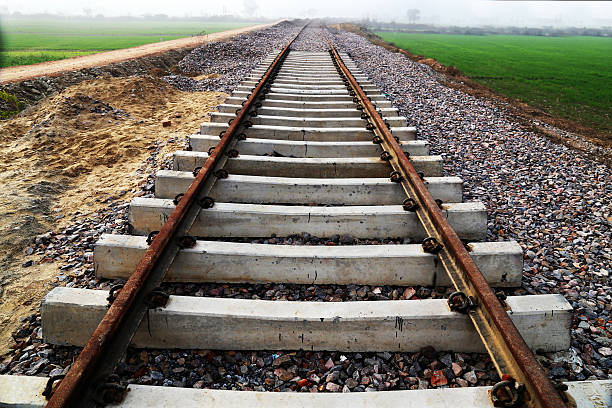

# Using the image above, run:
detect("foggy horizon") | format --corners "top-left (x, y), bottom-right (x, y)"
top-left (1, 0), bottom-right (612, 28)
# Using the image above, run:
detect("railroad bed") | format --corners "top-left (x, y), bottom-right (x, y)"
top-left (1, 26), bottom-right (610, 408)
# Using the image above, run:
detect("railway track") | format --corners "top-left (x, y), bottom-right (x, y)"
top-left (1, 24), bottom-right (610, 408)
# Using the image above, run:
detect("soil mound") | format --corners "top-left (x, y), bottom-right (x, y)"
top-left (0, 74), bottom-right (225, 355)
top-left (1, 76), bottom-right (183, 178)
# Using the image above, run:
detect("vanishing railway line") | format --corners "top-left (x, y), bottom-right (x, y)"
top-left (1, 24), bottom-right (610, 407)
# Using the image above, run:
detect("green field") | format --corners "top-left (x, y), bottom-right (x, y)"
top-left (377, 32), bottom-right (612, 134)
top-left (0, 19), bottom-right (256, 67)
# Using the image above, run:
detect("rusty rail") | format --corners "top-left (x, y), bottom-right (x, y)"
top-left (324, 31), bottom-right (566, 408)
top-left (46, 24), bottom-right (307, 408)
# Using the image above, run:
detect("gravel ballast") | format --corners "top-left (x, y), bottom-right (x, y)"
top-left (2, 23), bottom-right (610, 393)
top-left (162, 21), bottom-right (301, 92)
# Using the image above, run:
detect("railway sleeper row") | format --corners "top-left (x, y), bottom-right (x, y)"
top-left (4, 44), bottom-right (610, 407)
top-left (3, 375), bottom-right (611, 408)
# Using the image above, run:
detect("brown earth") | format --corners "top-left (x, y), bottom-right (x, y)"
top-left (0, 74), bottom-right (226, 355)
top-left (0, 22), bottom-right (276, 84)
top-left (332, 23), bottom-right (612, 160)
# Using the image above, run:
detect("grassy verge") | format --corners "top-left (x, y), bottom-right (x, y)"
top-left (0, 50), bottom-right (98, 67)
top-left (0, 90), bottom-right (26, 119)
top-left (377, 32), bottom-right (612, 135)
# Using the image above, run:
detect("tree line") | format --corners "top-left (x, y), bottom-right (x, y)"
top-left (370, 21), bottom-right (612, 37)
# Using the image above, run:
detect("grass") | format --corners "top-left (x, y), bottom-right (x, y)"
top-left (377, 32), bottom-right (612, 134)
top-left (0, 18), bottom-right (256, 68)
top-left (0, 90), bottom-right (26, 118)
top-left (0, 50), bottom-right (97, 66)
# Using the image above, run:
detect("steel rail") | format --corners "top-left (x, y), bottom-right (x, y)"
top-left (324, 31), bottom-right (566, 408)
top-left (46, 24), bottom-right (307, 408)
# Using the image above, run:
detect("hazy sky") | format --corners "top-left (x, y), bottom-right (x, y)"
top-left (1, 0), bottom-right (611, 27)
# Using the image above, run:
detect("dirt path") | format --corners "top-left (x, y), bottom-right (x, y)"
top-left (0, 22), bottom-right (276, 84)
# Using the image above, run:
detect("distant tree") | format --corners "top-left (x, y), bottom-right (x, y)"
top-left (83, 7), bottom-right (92, 18)
top-left (406, 9), bottom-right (420, 25)
top-left (243, 0), bottom-right (258, 17)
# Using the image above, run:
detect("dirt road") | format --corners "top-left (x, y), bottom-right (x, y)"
top-left (0, 22), bottom-right (276, 84)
